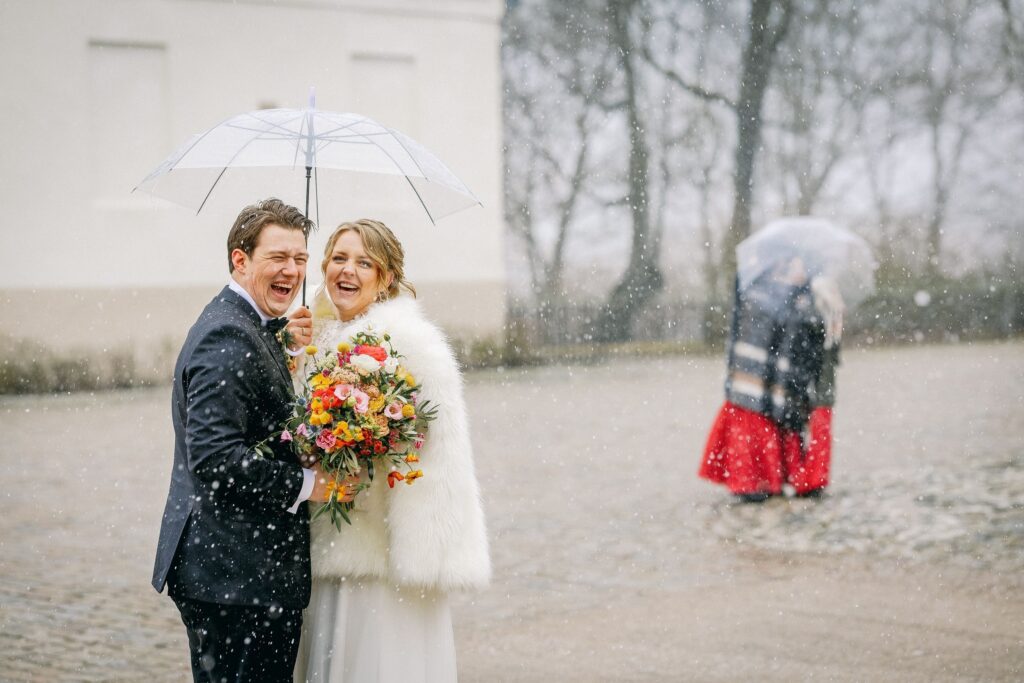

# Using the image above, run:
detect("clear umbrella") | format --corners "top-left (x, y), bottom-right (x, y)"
top-left (133, 91), bottom-right (481, 302)
top-left (736, 217), bottom-right (877, 309)
top-left (135, 92), bottom-right (479, 222)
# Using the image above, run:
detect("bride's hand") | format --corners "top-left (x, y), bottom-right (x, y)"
top-left (286, 306), bottom-right (313, 349)
top-left (309, 464), bottom-right (362, 504)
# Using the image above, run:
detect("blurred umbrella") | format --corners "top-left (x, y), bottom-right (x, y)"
top-left (736, 217), bottom-right (877, 308)
top-left (134, 90), bottom-right (480, 302)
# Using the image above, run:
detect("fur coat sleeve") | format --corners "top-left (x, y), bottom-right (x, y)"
top-left (306, 296), bottom-right (491, 592)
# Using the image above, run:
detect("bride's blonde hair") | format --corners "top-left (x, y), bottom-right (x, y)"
top-left (313, 219), bottom-right (417, 322)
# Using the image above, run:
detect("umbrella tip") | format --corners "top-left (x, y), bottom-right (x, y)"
top-left (308, 86), bottom-right (316, 110)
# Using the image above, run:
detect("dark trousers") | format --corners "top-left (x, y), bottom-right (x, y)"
top-left (171, 595), bottom-right (303, 683)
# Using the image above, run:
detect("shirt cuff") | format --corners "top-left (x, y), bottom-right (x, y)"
top-left (285, 346), bottom-right (305, 357)
top-left (287, 468), bottom-right (316, 514)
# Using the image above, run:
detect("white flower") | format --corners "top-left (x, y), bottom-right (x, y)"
top-left (350, 353), bottom-right (382, 373)
top-left (383, 356), bottom-right (399, 373)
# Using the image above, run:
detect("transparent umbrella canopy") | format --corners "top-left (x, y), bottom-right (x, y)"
top-left (736, 217), bottom-right (878, 308)
top-left (133, 94), bottom-right (481, 225)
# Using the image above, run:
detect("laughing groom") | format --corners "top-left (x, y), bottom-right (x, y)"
top-left (152, 198), bottom-right (331, 681)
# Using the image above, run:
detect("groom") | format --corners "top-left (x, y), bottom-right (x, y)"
top-left (152, 198), bottom-right (328, 681)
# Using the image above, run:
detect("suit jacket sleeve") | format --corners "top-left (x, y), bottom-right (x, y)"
top-left (184, 324), bottom-right (304, 511)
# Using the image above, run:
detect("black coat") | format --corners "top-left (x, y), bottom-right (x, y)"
top-left (724, 276), bottom-right (825, 432)
top-left (151, 287), bottom-right (311, 609)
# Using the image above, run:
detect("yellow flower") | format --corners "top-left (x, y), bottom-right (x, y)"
top-left (337, 342), bottom-right (351, 353)
top-left (369, 395), bottom-right (386, 414)
top-left (401, 404), bottom-right (416, 418)
top-left (404, 469), bottom-right (424, 484)
top-left (310, 374), bottom-right (331, 390)
top-left (305, 345), bottom-right (318, 355)
top-left (404, 453), bottom-right (419, 463)
top-left (310, 398), bottom-right (323, 412)
top-left (403, 373), bottom-right (417, 387)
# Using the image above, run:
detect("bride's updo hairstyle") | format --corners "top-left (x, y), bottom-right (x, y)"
top-left (314, 219), bottom-right (416, 321)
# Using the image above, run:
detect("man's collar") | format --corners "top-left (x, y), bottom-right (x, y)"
top-left (227, 279), bottom-right (272, 325)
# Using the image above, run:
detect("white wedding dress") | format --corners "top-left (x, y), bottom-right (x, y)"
top-left (294, 577), bottom-right (457, 683)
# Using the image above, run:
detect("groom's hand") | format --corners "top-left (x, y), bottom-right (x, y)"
top-left (309, 464), bottom-right (359, 503)
top-left (286, 306), bottom-right (313, 349)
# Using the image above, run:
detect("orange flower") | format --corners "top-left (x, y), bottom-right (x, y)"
top-left (404, 469), bottom-right (424, 484)
top-left (325, 478), bottom-right (348, 500)
top-left (404, 453), bottom-right (419, 463)
top-left (387, 470), bottom-right (406, 488)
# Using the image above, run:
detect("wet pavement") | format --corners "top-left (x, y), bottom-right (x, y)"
top-left (1, 341), bottom-right (1022, 681)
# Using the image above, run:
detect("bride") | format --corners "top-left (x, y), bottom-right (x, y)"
top-left (293, 219), bottom-right (490, 683)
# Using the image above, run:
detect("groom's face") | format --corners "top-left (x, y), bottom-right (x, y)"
top-left (231, 224), bottom-right (308, 317)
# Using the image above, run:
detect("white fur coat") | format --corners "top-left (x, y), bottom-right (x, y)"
top-left (302, 296), bottom-right (490, 592)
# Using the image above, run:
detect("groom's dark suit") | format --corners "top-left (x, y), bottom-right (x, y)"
top-left (153, 286), bottom-right (310, 681)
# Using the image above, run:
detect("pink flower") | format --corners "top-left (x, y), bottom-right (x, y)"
top-left (280, 429), bottom-right (293, 443)
top-left (334, 384), bottom-right (354, 401)
top-left (296, 423), bottom-right (310, 438)
top-left (352, 388), bottom-right (370, 414)
top-left (315, 430), bottom-right (337, 450)
top-left (414, 433), bottom-right (425, 449)
top-left (384, 402), bottom-right (404, 420)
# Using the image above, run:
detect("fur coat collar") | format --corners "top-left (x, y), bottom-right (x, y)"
top-left (306, 296), bottom-right (491, 592)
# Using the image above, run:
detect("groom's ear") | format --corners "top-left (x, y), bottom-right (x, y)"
top-left (230, 248), bottom-right (249, 274)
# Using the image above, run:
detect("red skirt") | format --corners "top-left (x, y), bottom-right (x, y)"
top-left (698, 402), bottom-right (831, 495)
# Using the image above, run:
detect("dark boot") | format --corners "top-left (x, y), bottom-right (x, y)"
top-left (735, 492), bottom-right (772, 503)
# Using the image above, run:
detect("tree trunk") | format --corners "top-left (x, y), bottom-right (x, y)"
top-left (720, 0), bottom-right (795, 282)
top-left (595, 0), bottom-right (663, 343)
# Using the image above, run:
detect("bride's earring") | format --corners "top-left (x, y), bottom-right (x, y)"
top-left (376, 289), bottom-right (387, 303)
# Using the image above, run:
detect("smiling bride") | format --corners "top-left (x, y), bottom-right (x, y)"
top-left (292, 219), bottom-right (490, 683)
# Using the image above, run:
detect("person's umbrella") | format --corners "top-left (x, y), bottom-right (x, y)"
top-left (736, 217), bottom-right (877, 309)
top-left (134, 91), bottom-right (480, 303)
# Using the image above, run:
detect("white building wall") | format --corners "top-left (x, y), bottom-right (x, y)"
top-left (0, 0), bottom-right (506, 356)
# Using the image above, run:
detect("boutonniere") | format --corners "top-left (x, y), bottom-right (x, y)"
top-left (275, 328), bottom-right (299, 373)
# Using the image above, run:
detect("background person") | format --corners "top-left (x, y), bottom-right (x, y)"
top-left (698, 257), bottom-right (833, 502)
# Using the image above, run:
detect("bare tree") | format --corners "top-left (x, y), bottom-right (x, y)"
top-left (911, 0), bottom-right (1005, 276)
top-left (761, 0), bottom-right (873, 216)
top-left (503, 0), bottom-right (615, 338)
top-left (998, 0), bottom-right (1024, 85)
top-left (593, 0), bottom-right (664, 342)
top-left (643, 0), bottom-right (795, 285)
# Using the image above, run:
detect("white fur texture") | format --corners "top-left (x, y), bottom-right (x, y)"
top-left (305, 296), bottom-right (491, 592)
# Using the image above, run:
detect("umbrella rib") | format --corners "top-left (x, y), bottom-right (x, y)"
top-left (196, 121), bottom-right (282, 212)
top-left (378, 128), bottom-right (440, 184)
top-left (292, 113), bottom-right (305, 169)
top-left (141, 112), bottom-right (241, 182)
top-left (402, 175), bottom-right (437, 225)
top-left (197, 166), bottom-right (230, 214)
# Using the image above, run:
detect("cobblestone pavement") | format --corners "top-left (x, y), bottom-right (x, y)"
top-left (1, 342), bottom-right (1022, 681)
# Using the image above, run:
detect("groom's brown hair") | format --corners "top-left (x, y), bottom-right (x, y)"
top-left (227, 198), bottom-right (314, 272)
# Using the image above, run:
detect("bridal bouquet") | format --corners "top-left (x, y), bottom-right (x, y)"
top-left (260, 327), bottom-right (436, 529)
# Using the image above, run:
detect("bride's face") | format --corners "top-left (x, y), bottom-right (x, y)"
top-left (324, 230), bottom-right (389, 321)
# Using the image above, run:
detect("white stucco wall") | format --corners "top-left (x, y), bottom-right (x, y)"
top-left (0, 0), bottom-right (506, 351)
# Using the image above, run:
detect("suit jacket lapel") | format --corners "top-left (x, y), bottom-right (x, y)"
top-left (219, 287), bottom-right (294, 389)
top-left (258, 326), bottom-right (294, 388)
